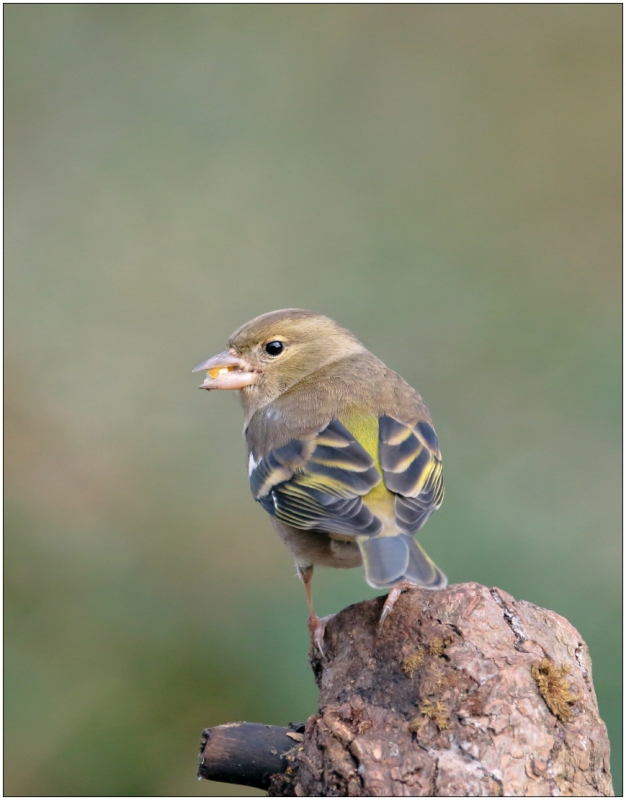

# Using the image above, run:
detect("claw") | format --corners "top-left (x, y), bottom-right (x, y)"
top-left (308, 613), bottom-right (334, 660)
top-left (379, 581), bottom-right (415, 629)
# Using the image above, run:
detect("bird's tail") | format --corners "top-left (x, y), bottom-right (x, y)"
top-left (357, 533), bottom-right (447, 590)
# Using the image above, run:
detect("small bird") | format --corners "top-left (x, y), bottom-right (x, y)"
top-left (194, 309), bottom-right (446, 653)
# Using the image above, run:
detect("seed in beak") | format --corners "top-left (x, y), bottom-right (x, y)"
top-left (208, 366), bottom-right (236, 379)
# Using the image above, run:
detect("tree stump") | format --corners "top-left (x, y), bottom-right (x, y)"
top-left (199, 582), bottom-right (613, 796)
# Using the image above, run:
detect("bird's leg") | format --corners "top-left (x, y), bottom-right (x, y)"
top-left (297, 565), bottom-right (333, 658)
top-left (379, 580), bottom-right (416, 628)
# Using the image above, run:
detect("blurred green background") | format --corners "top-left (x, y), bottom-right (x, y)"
top-left (5, 5), bottom-right (621, 796)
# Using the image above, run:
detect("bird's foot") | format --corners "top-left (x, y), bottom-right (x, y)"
top-left (379, 580), bottom-right (416, 628)
top-left (308, 613), bottom-right (334, 660)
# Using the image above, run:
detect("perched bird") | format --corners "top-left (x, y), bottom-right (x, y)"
top-left (194, 309), bottom-right (446, 653)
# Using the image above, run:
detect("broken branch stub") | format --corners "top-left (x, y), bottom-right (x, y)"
top-left (198, 582), bottom-right (613, 796)
top-left (270, 582), bottom-right (613, 796)
top-left (198, 722), bottom-right (304, 790)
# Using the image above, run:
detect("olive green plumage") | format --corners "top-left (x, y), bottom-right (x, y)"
top-left (197, 309), bottom-right (446, 592)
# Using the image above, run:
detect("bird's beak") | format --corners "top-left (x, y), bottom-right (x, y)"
top-left (192, 350), bottom-right (258, 390)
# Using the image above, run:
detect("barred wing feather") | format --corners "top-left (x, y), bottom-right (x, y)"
top-left (249, 419), bottom-right (383, 536)
top-left (378, 415), bottom-right (444, 535)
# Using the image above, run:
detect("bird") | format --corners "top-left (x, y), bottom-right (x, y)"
top-left (193, 309), bottom-right (446, 654)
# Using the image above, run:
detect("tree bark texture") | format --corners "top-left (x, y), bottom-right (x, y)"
top-left (266, 582), bottom-right (612, 797)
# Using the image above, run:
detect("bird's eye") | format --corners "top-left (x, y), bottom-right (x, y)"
top-left (264, 340), bottom-right (285, 357)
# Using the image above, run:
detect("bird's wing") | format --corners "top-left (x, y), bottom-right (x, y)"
top-left (248, 419), bottom-right (383, 536)
top-left (378, 415), bottom-right (444, 534)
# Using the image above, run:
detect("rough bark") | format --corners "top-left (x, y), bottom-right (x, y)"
top-left (201, 582), bottom-right (613, 797)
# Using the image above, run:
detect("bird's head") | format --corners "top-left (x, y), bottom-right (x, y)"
top-left (193, 309), bottom-right (366, 410)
